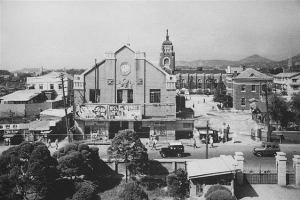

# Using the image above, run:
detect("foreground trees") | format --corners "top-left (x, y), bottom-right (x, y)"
top-left (0, 142), bottom-right (58, 200)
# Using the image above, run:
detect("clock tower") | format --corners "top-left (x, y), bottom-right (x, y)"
top-left (160, 29), bottom-right (175, 74)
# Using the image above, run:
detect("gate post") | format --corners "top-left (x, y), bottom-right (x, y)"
top-left (292, 155), bottom-right (300, 186)
top-left (276, 152), bottom-right (287, 186)
top-left (235, 152), bottom-right (244, 185)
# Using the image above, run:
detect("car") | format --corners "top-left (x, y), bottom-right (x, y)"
top-left (253, 142), bottom-right (280, 157)
top-left (159, 142), bottom-right (185, 158)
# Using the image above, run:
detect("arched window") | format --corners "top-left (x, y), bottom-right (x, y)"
top-left (197, 79), bottom-right (202, 88)
top-left (163, 58), bottom-right (170, 66)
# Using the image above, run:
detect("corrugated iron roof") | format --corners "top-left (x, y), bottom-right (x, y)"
top-left (0, 90), bottom-right (42, 101)
top-left (273, 72), bottom-right (300, 78)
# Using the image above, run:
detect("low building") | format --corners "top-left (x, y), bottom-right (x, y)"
top-left (273, 72), bottom-right (300, 101)
top-left (0, 89), bottom-right (62, 117)
top-left (232, 68), bottom-right (273, 110)
top-left (187, 155), bottom-right (236, 199)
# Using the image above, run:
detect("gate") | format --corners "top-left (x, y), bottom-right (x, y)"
top-left (244, 172), bottom-right (277, 184)
top-left (286, 163), bottom-right (295, 185)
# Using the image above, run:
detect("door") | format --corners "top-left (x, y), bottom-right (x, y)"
top-left (117, 90), bottom-right (123, 103)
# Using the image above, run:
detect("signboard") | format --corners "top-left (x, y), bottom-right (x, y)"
top-left (0, 124), bottom-right (20, 130)
top-left (76, 104), bottom-right (141, 120)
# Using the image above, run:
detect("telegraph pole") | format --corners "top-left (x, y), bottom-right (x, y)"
top-left (206, 120), bottom-right (209, 159)
top-left (264, 82), bottom-right (271, 142)
top-left (60, 73), bottom-right (71, 143)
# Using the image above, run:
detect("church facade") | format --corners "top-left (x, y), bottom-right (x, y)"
top-left (73, 34), bottom-right (194, 141)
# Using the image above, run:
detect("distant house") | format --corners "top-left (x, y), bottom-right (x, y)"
top-left (273, 72), bottom-right (300, 101)
top-left (232, 68), bottom-right (273, 110)
top-left (27, 71), bottom-right (73, 103)
top-left (187, 155), bottom-right (236, 199)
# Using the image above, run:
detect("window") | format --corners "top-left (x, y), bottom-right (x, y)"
top-left (252, 85), bottom-right (256, 92)
top-left (59, 84), bottom-right (62, 89)
top-left (150, 89), bottom-right (161, 103)
top-left (117, 90), bottom-right (123, 103)
top-left (39, 84), bottom-right (43, 89)
top-left (241, 98), bottom-right (246, 106)
top-left (241, 84), bottom-right (246, 92)
top-left (128, 90), bottom-right (133, 103)
top-left (50, 84), bottom-right (54, 89)
top-left (292, 79), bottom-right (297, 82)
top-left (164, 58), bottom-right (170, 65)
top-left (197, 79), bottom-right (202, 88)
top-left (89, 89), bottom-right (100, 103)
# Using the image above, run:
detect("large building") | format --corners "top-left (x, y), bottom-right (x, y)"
top-left (73, 40), bottom-right (194, 141)
top-left (232, 68), bottom-right (272, 110)
top-left (273, 72), bottom-right (300, 101)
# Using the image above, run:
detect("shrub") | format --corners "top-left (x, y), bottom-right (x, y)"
top-left (205, 185), bottom-right (231, 198)
top-left (78, 144), bottom-right (90, 152)
top-left (166, 168), bottom-right (189, 200)
top-left (73, 180), bottom-right (100, 200)
top-left (64, 143), bottom-right (78, 154)
top-left (205, 189), bottom-right (235, 200)
top-left (118, 182), bottom-right (148, 200)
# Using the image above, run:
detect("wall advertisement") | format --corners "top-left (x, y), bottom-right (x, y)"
top-left (76, 104), bottom-right (141, 120)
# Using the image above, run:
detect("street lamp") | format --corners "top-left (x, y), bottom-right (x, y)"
top-left (206, 120), bottom-right (210, 159)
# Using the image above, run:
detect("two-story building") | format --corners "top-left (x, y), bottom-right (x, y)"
top-left (273, 72), bottom-right (300, 101)
top-left (232, 68), bottom-right (273, 110)
top-left (27, 71), bottom-right (73, 103)
top-left (73, 40), bottom-right (194, 141)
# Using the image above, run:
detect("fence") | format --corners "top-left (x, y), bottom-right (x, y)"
top-left (244, 173), bottom-right (277, 184)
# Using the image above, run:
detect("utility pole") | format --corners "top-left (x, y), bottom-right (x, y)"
top-left (94, 59), bottom-right (97, 103)
top-left (206, 120), bottom-right (209, 159)
top-left (60, 73), bottom-right (71, 143)
top-left (264, 82), bottom-right (271, 142)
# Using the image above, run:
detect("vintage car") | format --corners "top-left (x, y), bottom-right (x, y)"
top-left (159, 142), bottom-right (185, 158)
top-left (253, 142), bottom-right (280, 157)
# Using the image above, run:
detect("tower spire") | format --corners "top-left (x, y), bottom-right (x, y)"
top-left (166, 29), bottom-right (169, 41)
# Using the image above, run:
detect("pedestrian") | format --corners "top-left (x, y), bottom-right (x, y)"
top-left (226, 125), bottom-right (230, 142)
top-left (47, 139), bottom-right (52, 148)
top-left (193, 103), bottom-right (195, 108)
top-left (193, 138), bottom-right (197, 148)
top-left (152, 138), bottom-right (157, 150)
top-left (203, 99), bottom-right (205, 103)
top-left (209, 136), bottom-right (214, 148)
top-left (55, 138), bottom-right (59, 150)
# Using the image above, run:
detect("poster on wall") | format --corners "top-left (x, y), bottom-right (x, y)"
top-left (76, 104), bottom-right (108, 119)
top-left (76, 104), bottom-right (141, 120)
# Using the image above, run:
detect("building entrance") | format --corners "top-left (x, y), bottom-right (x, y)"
top-left (109, 121), bottom-right (129, 139)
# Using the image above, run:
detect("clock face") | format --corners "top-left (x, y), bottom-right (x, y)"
top-left (120, 63), bottom-right (131, 76)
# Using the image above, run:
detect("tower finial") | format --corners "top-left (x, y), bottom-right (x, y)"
top-left (166, 29), bottom-right (169, 40)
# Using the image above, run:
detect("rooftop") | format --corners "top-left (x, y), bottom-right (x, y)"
top-left (186, 155), bottom-right (235, 179)
top-left (234, 68), bottom-right (272, 80)
top-left (273, 72), bottom-right (300, 78)
top-left (0, 90), bottom-right (42, 102)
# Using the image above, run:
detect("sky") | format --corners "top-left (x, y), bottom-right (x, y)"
top-left (1, 0), bottom-right (300, 71)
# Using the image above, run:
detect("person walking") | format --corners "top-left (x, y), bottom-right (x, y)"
top-left (226, 125), bottom-right (230, 142)
top-left (47, 139), bottom-right (52, 148)
top-left (193, 137), bottom-right (197, 148)
top-left (55, 138), bottom-right (59, 150)
top-left (209, 135), bottom-right (214, 148)
top-left (152, 138), bottom-right (157, 150)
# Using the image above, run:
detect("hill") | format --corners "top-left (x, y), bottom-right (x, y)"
top-left (238, 54), bottom-right (274, 64)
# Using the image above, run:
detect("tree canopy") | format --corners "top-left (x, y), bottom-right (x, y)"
top-left (0, 142), bottom-right (58, 200)
top-left (268, 94), bottom-right (290, 127)
top-left (107, 130), bottom-right (149, 176)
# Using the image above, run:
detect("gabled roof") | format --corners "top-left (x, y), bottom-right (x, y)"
top-left (273, 72), bottom-right (300, 78)
top-left (187, 155), bottom-right (235, 179)
top-left (233, 68), bottom-right (272, 80)
top-left (0, 90), bottom-right (42, 101)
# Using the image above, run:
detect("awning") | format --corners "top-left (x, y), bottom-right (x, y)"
top-left (3, 134), bottom-right (16, 138)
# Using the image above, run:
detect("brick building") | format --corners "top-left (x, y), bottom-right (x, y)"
top-left (73, 42), bottom-right (194, 141)
top-left (232, 68), bottom-right (272, 110)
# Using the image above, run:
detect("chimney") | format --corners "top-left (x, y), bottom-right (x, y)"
top-left (242, 66), bottom-right (246, 71)
top-left (227, 66), bottom-right (231, 73)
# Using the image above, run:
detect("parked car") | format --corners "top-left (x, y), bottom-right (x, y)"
top-left (159, 142), bottom-right (185, 158)
top-left (253, 142), bottom-right (280, 157)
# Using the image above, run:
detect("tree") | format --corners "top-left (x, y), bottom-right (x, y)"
top-left (205, 189), bottom-right (235, 200)
top-left (290, 91), bottom-right (300, 126)
top-left (213, 76), bottom-right (226, 102)
top-left (107, 130), bottom-right (149, 176)
top-left (268, 94), bottom-right (290, 127)
top-left (118, 182), bottom-right (148, 200)
top-left (166, 168), bottom-right (189, 200)
top-left (0, 142), bottom-right (58, 200)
